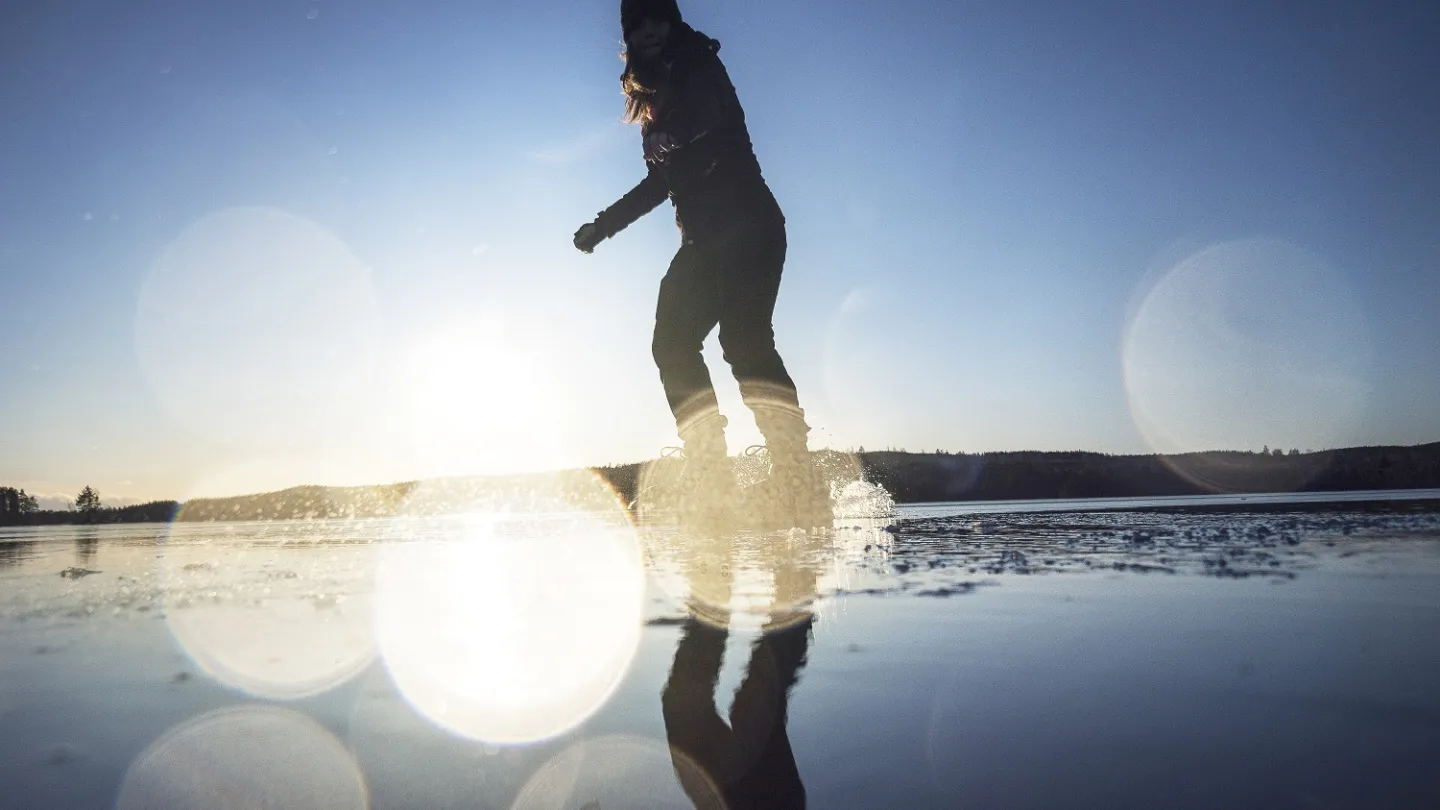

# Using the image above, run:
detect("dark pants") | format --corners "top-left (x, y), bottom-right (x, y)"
top-left (652, 222), bottom-right (801, 434)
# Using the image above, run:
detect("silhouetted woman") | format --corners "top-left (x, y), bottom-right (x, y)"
top-left (574, 0), bottom-right (829, 527)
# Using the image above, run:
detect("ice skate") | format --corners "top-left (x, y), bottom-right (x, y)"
top-left (735, 405), bottom-right (834, 531)
top-left (635, 415), bottom-right (739, 531)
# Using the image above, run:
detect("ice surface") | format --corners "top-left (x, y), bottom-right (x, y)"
top-left (2, 501), bottom-right (1438, 808)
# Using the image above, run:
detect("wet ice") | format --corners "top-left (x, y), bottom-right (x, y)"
top-left (2, 498), bottom-right (1438, 808)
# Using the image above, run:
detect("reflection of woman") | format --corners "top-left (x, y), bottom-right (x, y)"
top-left (664, 616), bottom-right (810, 809)
top-left (573, 0), bottom-right (829, 528)
top-left (659, 531), bottom-right (826, 808)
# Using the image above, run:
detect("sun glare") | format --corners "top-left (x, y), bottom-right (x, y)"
top-left (374, 475), bottom-right (644, 744)
top-left (403, 321), bottom-right (576, 479)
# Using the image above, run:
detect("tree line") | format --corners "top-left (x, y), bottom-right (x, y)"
top-left (0, 485), bottom-right (178, 526)
top-left (849, 442), bottom-right (1440, 504)
top-left (4, 442), bottom-right (1439, 525)
top-left (0, 486), bottom-right (40, 519)
top-left (602, 443), bottom-right (1440, 506)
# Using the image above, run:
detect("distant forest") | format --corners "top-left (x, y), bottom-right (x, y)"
top-left (848, 442), bottom-right (1440, 504)
top-left (3, 442), bottom-right (1438, 525)
top-left (0, 496), bottom-right (179, 526)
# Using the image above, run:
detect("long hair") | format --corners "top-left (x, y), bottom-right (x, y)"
top-left (621, 57), bottom-right (662, 126)
top-left (620, 22), bottom-right (699, 126)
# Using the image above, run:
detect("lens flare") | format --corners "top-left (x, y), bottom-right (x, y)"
top-left (510, 735), bottom-right (722, 810)
top-left (159, 460), bottom-right (380, 701)
top-left (375, 473), bottom-right (643, 744)
top-left (117, 705), bottom-right (368, 810)
top-left (1123, 238), bottom-right (1372, 491)
top-left (160, 530), bottom-right (376, 700)
top-left (822, 284), bottom-right (980, 452)
top-left (135, 206), bottom-right (379, 451)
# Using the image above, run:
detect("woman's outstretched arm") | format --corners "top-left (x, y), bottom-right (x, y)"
top-left (594, 164), bottom-right (669, 239)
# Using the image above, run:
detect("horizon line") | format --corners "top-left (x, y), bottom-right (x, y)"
top-left (16, 439), bottom-right (1437, 508)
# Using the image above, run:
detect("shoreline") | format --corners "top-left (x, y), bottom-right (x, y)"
top-left (3, 492), bottom-right (1440, 533)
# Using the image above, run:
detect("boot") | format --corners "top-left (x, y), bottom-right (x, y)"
top-left (746, 407), bottom-right (834, 531)
top-left (673, 414), bottom-right (739, 530)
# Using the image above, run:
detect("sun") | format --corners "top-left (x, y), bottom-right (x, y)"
top-left (403, 319), bottom-right (575, 478)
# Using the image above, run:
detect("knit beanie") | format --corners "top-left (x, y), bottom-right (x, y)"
top-left (621, 0), bottom-right (683, 37)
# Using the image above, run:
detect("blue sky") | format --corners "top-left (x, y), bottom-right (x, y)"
top-left (2, 0), bottom-right (1437, 502)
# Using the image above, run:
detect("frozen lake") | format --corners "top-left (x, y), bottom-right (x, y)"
top-left (2, 494), bottom-right (1439, 808)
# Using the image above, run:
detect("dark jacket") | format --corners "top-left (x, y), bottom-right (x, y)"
top-left (594, 28), bottom-right (783, 244)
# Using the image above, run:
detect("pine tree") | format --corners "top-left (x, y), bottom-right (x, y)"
top-left (75, 486), bottom-right (102, 513)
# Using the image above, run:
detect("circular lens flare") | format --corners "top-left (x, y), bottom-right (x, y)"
top-left (117, 705), bottom-right (368, 810)
top-left (162, 460), bottom-right (379, 700)
top-left (135, 206), bottom-right (379, 450)
top-left (1124, 238), bottom-right (1372, 491)
top-left (161, 532), bottom-right (376, 700)
top-left (510, 735), bottom-right (722, 810)
top-left (375, 473), bottom-right (643, 743)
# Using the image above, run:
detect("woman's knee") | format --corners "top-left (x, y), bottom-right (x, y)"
top-left (717, 320), bottom-right (778, 367)
top-left (652, 329), bottom-right (701, 370)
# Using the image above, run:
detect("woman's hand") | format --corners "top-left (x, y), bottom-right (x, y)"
top-left (573, 222), bottom-right (602, 254)
top-left (644, 130), bottom-right (681, 163)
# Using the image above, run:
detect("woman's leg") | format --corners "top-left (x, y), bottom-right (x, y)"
top-left (652, 243), bottom-right (739, 528)
top-left (653, 242), bottom-right (725, 436)
top-left (713, 225), bottom-right (832, 526)
top-left (712, 225), bottom-right (802, 418)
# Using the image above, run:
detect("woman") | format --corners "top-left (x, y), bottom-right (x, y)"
top-left (574, 0), bottom-right (828, 528)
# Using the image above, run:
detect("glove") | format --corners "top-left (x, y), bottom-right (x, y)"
top-left (573, 221), bottom-right (603, 254)
top-left (643, 130), bottom-right (681, 163)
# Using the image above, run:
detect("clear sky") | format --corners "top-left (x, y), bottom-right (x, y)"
top-left (2, 0), bottom-right (1437, 503)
